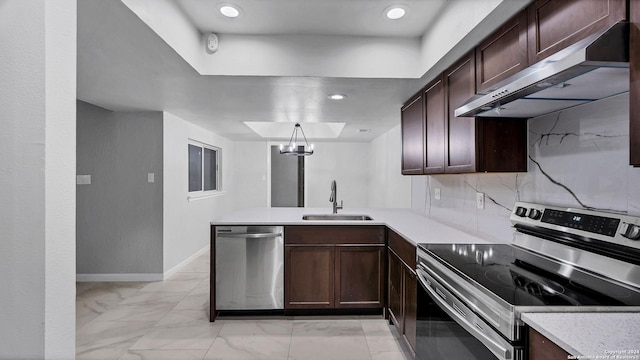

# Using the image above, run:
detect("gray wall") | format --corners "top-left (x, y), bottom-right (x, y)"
top-left (76, 101), bottom-right (163, 275)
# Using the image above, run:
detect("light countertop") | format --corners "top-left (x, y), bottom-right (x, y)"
top-left (211, 207), bottom-right (510, 245)
top-left (522, 312), bottom-right (640, 358)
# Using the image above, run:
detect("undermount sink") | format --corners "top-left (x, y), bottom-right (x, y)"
top-left (302, 214), bottom-right (373, 221)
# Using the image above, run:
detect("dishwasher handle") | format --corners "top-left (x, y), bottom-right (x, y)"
top-left (216, 232), bottom-right (282, 239)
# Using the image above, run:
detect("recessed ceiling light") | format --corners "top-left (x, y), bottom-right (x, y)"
top-left (220, 4), bottom-right (241, 18)
top-left (384, 5), bottom-right (407, 20)
top-left (328, 94), bottom-right (346, 100)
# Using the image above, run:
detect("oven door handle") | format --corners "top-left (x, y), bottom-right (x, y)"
top-left (417, 268), bottom-right (515, 360)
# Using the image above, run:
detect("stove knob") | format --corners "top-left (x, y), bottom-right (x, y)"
top-left (528, 209), bottom-right (542, 220)
top-left (515, 206), bottom-right (528, 217)
top-left (621, 223), bottom-right (640, 240)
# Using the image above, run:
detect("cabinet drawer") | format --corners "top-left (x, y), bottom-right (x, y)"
top-left (285, 225), bottom-right (384, 245)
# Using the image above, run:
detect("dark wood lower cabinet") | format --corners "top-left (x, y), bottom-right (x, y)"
top-left (285, 246), bottom-right (334, 309)
top-left (284, 226), bottom-right (386, 311)
top-left (335, 246), bottom-right (385, 308)
top-left (387, 230), bottom-right (417, 351)
top-left (388, 250), bottom-right (403, 328)
top-left (403, 270), bottom-right (417, 350)
top-left (529, 328), bottom-right (571, 360)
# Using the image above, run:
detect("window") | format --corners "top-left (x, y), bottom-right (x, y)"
top-left (188, 142), bottom-right (221, 193)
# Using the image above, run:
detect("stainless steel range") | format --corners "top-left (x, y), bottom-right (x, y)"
top-left (415, 202), bottom-right (640, 360)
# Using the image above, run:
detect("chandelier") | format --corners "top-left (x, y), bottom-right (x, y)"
top-left (279, 123), bottom-right (314, 156)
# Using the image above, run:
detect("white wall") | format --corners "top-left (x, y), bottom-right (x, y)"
top-left (0, 0), bottom-right (76, 358)
top-left (368, 125), bottom-right (411, 208)
top-left (76, 102), bottom-right (164, 278)
top-left (230, 135), bottom-right (411, 210)
top-left (417, 0), bottom-right (530, 82)
top-left (232, 141), bottom-right (269, 209)
top-left (120, 0), bottom-right (422, 78)
top-left (305, 142), bottom-right (371, 208)
top-left (163, 112), bottom-right (235, 273)
top-left (411, 94), bottom-right (640, 243)
top-left (200, 34), bottom-right (422, 78)
top-left (121, 0), bottom-right (206, 71)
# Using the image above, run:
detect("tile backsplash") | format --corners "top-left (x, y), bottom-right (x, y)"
top-left (411, 93), bottom-right (640, 243)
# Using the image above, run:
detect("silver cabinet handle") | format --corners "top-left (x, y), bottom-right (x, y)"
top-left (216, 232), bottom-right (282, 239)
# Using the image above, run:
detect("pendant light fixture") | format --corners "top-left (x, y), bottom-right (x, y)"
top-left (279, 123), bottom-right (314, 156)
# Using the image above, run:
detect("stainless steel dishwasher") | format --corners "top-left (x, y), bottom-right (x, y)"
top-left (215, 226), bottom-right (284, 310)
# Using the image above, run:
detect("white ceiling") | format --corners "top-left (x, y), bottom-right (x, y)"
top-left (78, 0), bottom-right (515, 141)
top-left (175, 0), bottom-right (447, 37)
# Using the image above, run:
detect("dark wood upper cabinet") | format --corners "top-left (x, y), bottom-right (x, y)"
top-left (527, 0), bottom-right (627, 65)
top-left (631, 0), bottom-right (640, 166)
top-left (476, 11), bottom-right (528, 92)
top-left (445, 52), bottom-right (477, 173)
top-left (423, 76), bottom-right (446, 174)
top-left (400, 52), bottom-right (527, 175)
top-left (401, 94), bottom-right (425, 175)
top-left (476, 118), bottom-right (528, 172)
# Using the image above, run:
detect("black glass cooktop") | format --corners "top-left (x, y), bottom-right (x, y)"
top-left (419, 243), bottom-right (640, 307)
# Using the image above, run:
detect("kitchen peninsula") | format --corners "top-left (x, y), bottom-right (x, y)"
top-left (210, 207), bottom-right (499, 350)
top-left (211, 207), bottom-right (640, 358)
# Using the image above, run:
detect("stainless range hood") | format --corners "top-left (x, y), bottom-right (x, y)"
top-left (455, 22), bottom-right (630, 119)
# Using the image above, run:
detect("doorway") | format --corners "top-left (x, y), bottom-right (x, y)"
top-left (270, 145), bottom-right (305, 207)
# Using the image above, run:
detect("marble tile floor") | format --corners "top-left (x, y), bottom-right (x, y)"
top-left (77, 252), bottom-right (413, 360)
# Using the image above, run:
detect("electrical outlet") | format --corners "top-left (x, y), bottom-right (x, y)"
top-left (476, 192), bottom-right (485, 209)
top-left (434, 188), bottom-right (441, 200)
top-left (76, 175), bottom-right (91, 185)
top-left (148, 173), bottom-right (155, 183)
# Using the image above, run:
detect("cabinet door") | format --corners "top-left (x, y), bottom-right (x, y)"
top-left (285, 246), bottom-right (334, 309)
top-left (401, 94), bottom-right (424, 175)
top-left (529, 328), bottom-right (570, 360)
top-left (631, 0), bottom-right (640, 166)
top-left (527, 0), bottom-right (626, 65)
top-left (335, 246), bottom-right (385, 308)
top-left (476, 118), bottom-right (528, 172)
top-left (387, 250), bottom-right (403, 330)
top-left (403, 269), bottom-right (417, 351)
top-left (445, 52), bottom-right (477, 173)
top-left (423, 76), bottom-right (446, 174)
top-left (476, 11), bottom-right (528, 92)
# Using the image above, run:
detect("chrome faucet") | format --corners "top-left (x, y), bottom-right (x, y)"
top-left (329, 180), bottom-right (343, 214)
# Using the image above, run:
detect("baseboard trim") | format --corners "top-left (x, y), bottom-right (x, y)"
top-left (76, 273), bottom-right (163, 282)
top-left (162, 244), bottom-right (210, 280)
top-left (75, 244), bottom-right (210, 282)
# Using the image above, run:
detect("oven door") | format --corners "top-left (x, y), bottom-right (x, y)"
top-left (416, 265), bottom-right (523, 360)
